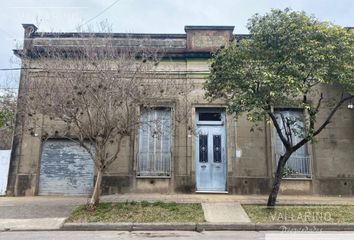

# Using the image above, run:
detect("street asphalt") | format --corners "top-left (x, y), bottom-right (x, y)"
top-left (0, 196), bottom-right (86, 219)
top-left (1, 231), bottom-right (354, 240)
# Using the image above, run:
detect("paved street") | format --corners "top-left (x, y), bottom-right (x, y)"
top-left (0, 196), bottom-right (85, 230)
top-left (1, 231), bottom-right (354, 240)
top-left (0, 196), bottom-right (86, 219)
top-left (0, 231), bottom-right (266, 240)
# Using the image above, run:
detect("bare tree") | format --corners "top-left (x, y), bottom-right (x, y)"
top-left (20, 29), bottom-right (169, 207)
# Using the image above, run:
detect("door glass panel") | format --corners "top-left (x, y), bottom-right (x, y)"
top-left (199, 112), bottom-right (221, 121)
top-left (213, 135), bottom-right (221, 163)
top-left (199, 135), bottom-right (208, 163)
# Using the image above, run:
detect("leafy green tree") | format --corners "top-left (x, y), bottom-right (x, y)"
top-left (205, 9), bottom-right (354, 207)
top-left (0, 94), bottom-right (14, 128)
top-left (0, 91), bottom-right (16, 149)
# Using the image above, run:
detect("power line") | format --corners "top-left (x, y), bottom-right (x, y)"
top-left (0, 67), bottom-right (46, 71)
top-left (76, 0), bottom-right (123, 30)
top-left (0, 68), bottom-right (27, 71)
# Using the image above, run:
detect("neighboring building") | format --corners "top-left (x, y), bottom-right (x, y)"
top-left (6, 24), bottom-right (354, 196)
top-left (0, 150), bottom-right (11, 195)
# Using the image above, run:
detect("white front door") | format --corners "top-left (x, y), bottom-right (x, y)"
top-left (195, 109), bottom-right (226, 192)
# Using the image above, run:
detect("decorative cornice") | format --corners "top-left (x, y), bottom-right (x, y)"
top-left (184, 26), bottom-right (234, 32)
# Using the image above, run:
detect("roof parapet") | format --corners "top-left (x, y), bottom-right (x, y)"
top-left (184, 25), bottom-right (234, 51)
top-left (22, 24), bottom-right (38, 37)
top-left (184, 26), bottom-right (234, 32)
top-left (22, 24), bottom-right (38, 50)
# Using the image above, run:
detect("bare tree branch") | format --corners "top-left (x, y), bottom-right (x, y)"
top-left (293, 94), bottom-right (354, 152)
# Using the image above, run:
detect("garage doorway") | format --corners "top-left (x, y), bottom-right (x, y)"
top-left (38, 139), bottom-right (94, 195)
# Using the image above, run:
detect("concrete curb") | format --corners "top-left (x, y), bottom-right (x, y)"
top-left (61, 223), bottom-right (197, 231)
top-left (132, 223), bottom-right (196, 231)
top-left (0, 218), bottom-right (66, 232)
top-left (62, 223), bottom-right (133, 231)
top-left (196, 223), bottom-right (255, 231)
top-left (60, 222), bottom-right (354, 231)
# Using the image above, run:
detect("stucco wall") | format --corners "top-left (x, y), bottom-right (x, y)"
top-left (7, 25), bottom-right (354, 196)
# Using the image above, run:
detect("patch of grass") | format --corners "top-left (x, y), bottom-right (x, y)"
top-left (67, 201), bottom-right (205, 223)
top-left (141, 200), bottom-right (149, 207)
top-left (242, 205), bottom-right (354, 224)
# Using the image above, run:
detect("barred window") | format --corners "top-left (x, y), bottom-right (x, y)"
top-left (274, 109), bottom-right (311, 178)
top-left (137, 108), bottom-right (172, 177)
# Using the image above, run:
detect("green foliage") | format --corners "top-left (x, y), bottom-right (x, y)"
top-left (141, 200), bottom-right (150, 207)
top-left (282, 166), bottom-right (298, 178)
top-left (206, 9), bottom-right (354, 206)
top-left (0, 92), bottom-right (16, 129)
top-left (205, 9), bottom-right (354, 124)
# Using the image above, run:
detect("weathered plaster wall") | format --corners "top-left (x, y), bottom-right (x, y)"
top-left (7, 24), bottom-right (354, 196)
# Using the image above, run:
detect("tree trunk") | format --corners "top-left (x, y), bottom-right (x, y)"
top-left (88, 168), bottom-right (103, 208)
top-left (267, 154), bottom-right (290, 207)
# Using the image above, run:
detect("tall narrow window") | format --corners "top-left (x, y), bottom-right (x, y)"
top-left (274, 109), bottom-right (311, 178)
top-left (137, 108), bottom-right (171, 177)
top-left (199, 135), bottom-right (208, 163)
top-left (213, 135), bottom-right (222, 163)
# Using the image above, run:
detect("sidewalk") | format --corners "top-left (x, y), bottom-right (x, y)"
top-left (1, 193), bottom-right (353, 206)
top-left (0, 196), bottom-right (85, 231)
top-left (102, 193), bottom-right (354, 205)
top-left (0, 193), bottom-right (353, 231)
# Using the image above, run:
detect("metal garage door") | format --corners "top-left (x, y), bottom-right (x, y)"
top-left (38, 140), bottom-right (94, 195)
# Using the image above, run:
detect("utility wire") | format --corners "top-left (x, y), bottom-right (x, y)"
top-left (0, 68), bottom-right (31, 71)
top-left (76, 0), bottom-right (122, 30)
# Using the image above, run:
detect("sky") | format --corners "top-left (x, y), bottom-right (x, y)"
top-left (0, 0), bottom-right (353, 90)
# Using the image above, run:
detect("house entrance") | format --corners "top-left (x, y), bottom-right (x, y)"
top-left (195, 109), bottom-right (226, 192)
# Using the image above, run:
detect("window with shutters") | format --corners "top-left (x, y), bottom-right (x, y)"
top-left (274, 109), bottom-right (312, 178)
top-left (137, 108), bottom-right (172, 177)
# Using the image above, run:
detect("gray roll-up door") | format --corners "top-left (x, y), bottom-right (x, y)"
top-left (38, 139), bottom-right (94, 195)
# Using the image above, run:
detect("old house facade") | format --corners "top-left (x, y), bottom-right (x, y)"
top-left (6, 24), bottom-right (354, 196)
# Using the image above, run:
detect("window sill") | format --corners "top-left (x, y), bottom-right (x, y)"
top-left (136, 175), bottom-right (172, 179)
top-left (196, 121), bottom-right (224, 126)
top-left (282, 177), bottom-right (312, 181)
